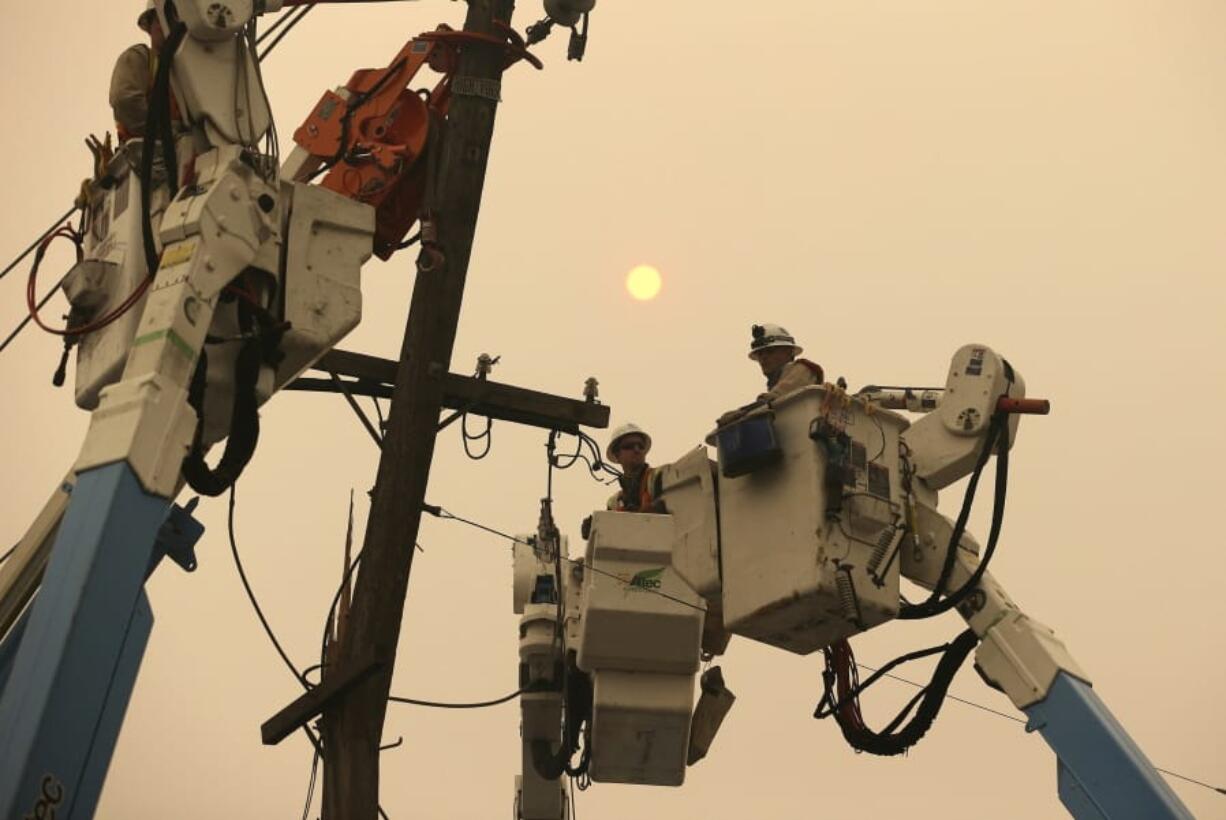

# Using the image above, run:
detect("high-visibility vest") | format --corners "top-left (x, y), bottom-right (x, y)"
top-left (613, 466), bottom-right (657, 513)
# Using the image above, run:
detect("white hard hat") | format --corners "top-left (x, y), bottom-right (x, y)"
top-left (748, 323), bottom-right (802, 360)
top-left (606, 423), bottom-right (652, 464)
top-left (138, 0), bottom-right (157, 30)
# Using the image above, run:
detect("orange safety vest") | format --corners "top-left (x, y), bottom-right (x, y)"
top-left (614, 466), bottom-right (657, 513)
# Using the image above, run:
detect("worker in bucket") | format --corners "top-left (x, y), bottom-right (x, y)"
top-left (718, 324), bottom-right (825, 426)
top-left (605, 423), bottom-right (664, 513)
top-left (110, 2), bottom-right (169, 142)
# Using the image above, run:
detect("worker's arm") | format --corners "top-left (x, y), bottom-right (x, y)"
top-left (757, 360), bottom-right (821, 404)
top-left (109, 45), bottom-right (151, 138)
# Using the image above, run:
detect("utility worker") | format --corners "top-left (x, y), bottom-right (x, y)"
top-left (110, 2), bottom-right (169, 142)
top-left (606, 423), bottom-right (664, 513)
top-left (718, 324), bottom-right (825, 426)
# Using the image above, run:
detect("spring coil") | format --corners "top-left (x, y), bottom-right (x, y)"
top-left (866, 526), bottom-right (896, 576)
top-left (836, 570), bottom-right (861, 626)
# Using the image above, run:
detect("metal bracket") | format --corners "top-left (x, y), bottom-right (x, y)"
top-left (452, 75), bottom-right (503, 103)
top-left (147, 497), bottom-right (205, 577)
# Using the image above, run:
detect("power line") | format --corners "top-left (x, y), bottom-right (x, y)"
top-left (301, 749), bottom-right (321, 820)
top-left (0, 205), bottom-right (77, 285)
top-left (388, 690), bottom-right (522, 709)
top-left (229, 486), bottom-right (308, 687)
top-left (0, 271), bottom-right (70, 356)
top-left (856, 659), bottom-right (1225, 798)
top-left (258, 3), bottom-right (316, 62)
top-left (426, 504), bottom-right (708, 614)
top-left (228, 485), bottom-right (394, 817)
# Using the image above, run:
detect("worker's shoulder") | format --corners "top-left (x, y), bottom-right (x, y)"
top-left (788, 358), bottom-right (824, 382)
top-left (114, 43), bottom-right (151, 66)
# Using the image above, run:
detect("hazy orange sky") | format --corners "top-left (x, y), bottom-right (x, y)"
top-left (1, 2), bottom-right (1224, 818)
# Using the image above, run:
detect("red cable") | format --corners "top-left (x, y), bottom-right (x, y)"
top-left (832, 640), bottom-right (868, 732)
top-left (26, 226), bottom-right (154, 338)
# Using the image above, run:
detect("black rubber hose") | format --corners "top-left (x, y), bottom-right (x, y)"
top-left (898, 412), bottom-right (1007, 621)
top-left (829, 629), bottom-right (979, 757)
top-left (181, 301), bottom-right (263, 496)
top-left (139, 22), bottom-right (188, 278)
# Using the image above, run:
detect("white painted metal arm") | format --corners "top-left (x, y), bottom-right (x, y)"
top-left (900, 505), bottom-right (1088, 708)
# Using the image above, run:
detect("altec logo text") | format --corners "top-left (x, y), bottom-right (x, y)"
top-left (628, 568), bottom-right (664, 590)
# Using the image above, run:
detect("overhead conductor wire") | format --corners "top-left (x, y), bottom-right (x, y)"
top-left (851, 659), bottom-right (1225, 797)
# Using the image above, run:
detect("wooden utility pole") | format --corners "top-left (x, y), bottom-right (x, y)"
top-left (320, 1), bottom-right (518, 816)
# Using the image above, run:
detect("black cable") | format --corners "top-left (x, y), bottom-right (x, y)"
top-left (388, 689), bottom-right (522, 708)
top-left (855, 659), bottom-right (1024, 724)
top-left (425, 505), bottom-right (706, 614)
top-left (258, 3), bottom-right (316, 62)
top-left (853, 659), bottom-right (1226, 797)
top-left (182, 303), bottom-right (264, 497)
top-left (393, 231), bottom-right (421, 251)
top-left (139, 21), bottom-right (188, 280)
top-left (899, 412), bottom-right (1007, 620)
top-left (300, 749), bottom-right (320, 820)
top-left (0, 205), bottom-right (78, 285)
top-left (229, 486), bottom-right (308, 687)
top-left (307, 57), bottom-right (409, 183)
top-left (256, 4), bottom-right (304, 45)
top-left (549, 429), bottom-right (620, 484)
top-left (461, 412), bottom-right (492, 459)
top-left (0, 542), bottom-right (17, 564)
top-left (815, 641), bottom-right (951, 709)
top-left (0, 261), bottom-right (72, 357)
top-left (228, 485), bottom-right (329, 781)
top-left (816, 630), bottom-right (979, 757)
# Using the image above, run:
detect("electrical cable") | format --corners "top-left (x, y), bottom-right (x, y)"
top-left (229, 486), bottom-right (309, 688)
top-left (312, 542), bottom-right (497, 713)
top-left (0, 270), bottom-right (68, 356)
top-left (300, 749), bottom-right (320, 820)
top-left (256, 4), bottom-right (304, 45)
top-left (306, 56), bottom-right (409, 183)
top-left (816, 630), bottom-right (979, 756)
top-left (0, 542), bottom-right (17, 564)
top-left (258, 3), bottom-right (316, 62)
top-left (388, 689), bottom-right (522, 709)
top-left (548, 429), bottom-right (620, 484)
top-left (227, 484), bottom-right (336, 806)
top-left (424, 504), bottom-right (706, 614)
top-left (899, 412), bottom-right (1009, 620)
top-left (0, 205), bottom-right (78, 285)
top-left (232, 487), bottom-right (397, 816)
top-left (461, 411), bottom-right (492, 459)
top-left (24, 222), bottom-right (153, 344)
top-left (852, 659), bottom-right (1226, 797)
